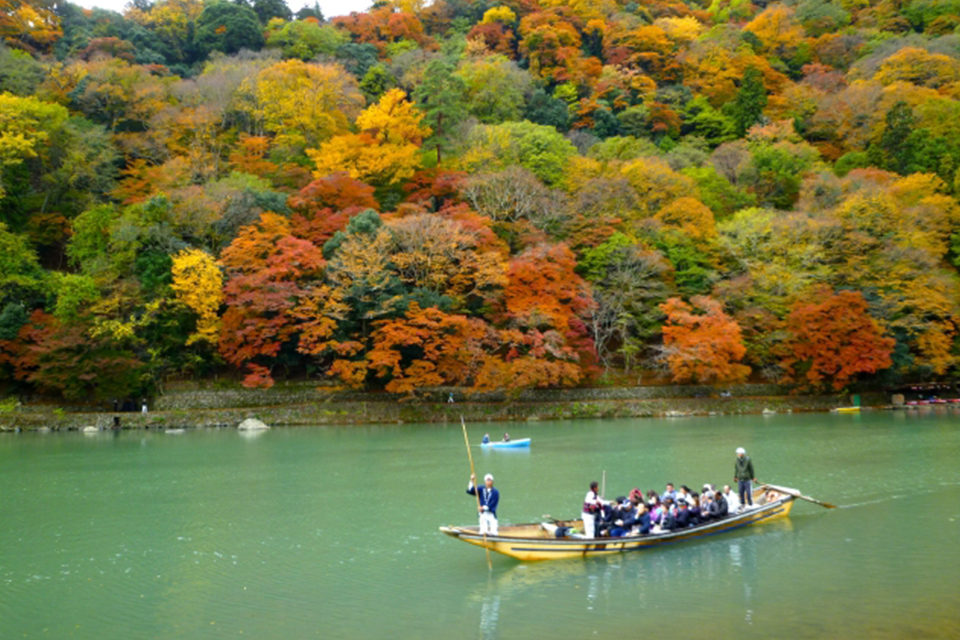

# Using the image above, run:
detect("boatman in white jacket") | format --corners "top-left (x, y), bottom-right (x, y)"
top-left (582, 481), bottom-right (604, 538)
top-left (467, 473), bottom-right (499, 535)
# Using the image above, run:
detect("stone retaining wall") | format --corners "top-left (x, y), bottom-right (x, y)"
top-left (1, 392), bottom-right (864, 431)
top-left (151, 382), bottom-right (801, 411)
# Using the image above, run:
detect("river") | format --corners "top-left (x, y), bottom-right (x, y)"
top-left (1, 410), bottom-right (958, 639)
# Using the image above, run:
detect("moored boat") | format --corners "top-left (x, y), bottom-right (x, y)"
top-left (440, 486), bottom-right (795, 561)
top-left (481, 438), bottom-right (531, 449)
top-left (832, 406), bottom-right (861, 414)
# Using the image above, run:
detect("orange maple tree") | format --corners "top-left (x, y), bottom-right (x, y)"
top-left (365, 303), bottom-right (491, 393)
top-left (659, 296), bottom-right (751, 384)
top-left (218, 213), bottom-right (326, 388)
top-left (492, 243), bottom-right (599, 387)
top-left (779, 288), bottom-right (894, 390)
top-left (288, 173), bottom-right (378, 245)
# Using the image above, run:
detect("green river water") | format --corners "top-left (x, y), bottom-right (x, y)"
top-left (1, 410), bottom-right (959, 639)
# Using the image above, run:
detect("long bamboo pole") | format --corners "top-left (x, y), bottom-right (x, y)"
top-left (461, 415), bottom-right (492, 570)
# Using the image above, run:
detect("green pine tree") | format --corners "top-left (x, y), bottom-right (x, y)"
top-left (872, 101), bottom-right (916, 175)
top-left (732, 67), bottom-right (767, 136)
top-left (413, 59), bottom-right (467, 164)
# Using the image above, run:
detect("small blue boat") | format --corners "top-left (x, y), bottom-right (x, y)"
top-left (480, 438), bottom-right (531, 449)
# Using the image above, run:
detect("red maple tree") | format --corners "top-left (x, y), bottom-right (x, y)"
top-left (780, 288), bottom-right (894, 390)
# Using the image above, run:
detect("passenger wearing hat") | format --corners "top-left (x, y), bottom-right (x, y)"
top-left (467, 473), bottom-right (500, 535)
top-left (734, 447), bottom-right (757, 511)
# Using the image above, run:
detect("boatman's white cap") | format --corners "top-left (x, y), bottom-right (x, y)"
top-left (484, 473), bottom-right (494, 482)
top-left (736, 447), bottom-right (746, 454)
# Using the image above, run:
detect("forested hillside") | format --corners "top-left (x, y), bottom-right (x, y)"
top-left (1, 0), bottom-right (959, 401)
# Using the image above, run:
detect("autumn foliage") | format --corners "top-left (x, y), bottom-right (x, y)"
top-left (780, 289), bottom-right (895, 390)
top-left (660, 296), bottom-right (750, 384)
top-left (2, 0), bottom-right (960, 403)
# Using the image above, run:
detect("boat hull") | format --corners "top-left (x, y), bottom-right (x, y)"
top-left (480, 438), bottom-right (531, 449)
top-left (441, 492), bottom-right (794, 561)
top-left (832, 407), bottom-right (860, 414)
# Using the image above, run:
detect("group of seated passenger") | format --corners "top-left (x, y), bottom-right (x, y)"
top-left (596, 482), bottom-right (744, 538)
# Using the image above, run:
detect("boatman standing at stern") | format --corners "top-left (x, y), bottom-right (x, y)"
top-left (734, 447), bottom-right (757, 511)
top-left (467, 473), bottom-right (499, 535)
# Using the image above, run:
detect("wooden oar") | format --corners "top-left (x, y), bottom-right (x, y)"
top-left (762, 483), bottom-right (837, 509)
top-left (461, 415), bottom-right (493, 570)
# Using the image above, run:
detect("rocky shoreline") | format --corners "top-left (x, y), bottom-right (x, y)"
top-left (0, 383), bottom-right (884, 432)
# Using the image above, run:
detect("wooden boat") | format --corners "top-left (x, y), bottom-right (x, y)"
top-left (832, 406), bottom-right (861, 414)
top-left (481, 438), bottom-right (531, 449)
top-left (440, 486), bottom-right (795, 561)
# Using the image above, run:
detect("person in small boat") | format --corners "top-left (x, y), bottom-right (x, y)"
top-left (467, 473), bottom-right (499, 535)
top-left (677, 485), bottom-right (695, 507)
top-left (482, 433), bottom-right (490, 444)
top-left (699, 492), bottom-right (714, 521)
top-left (599, 497), bottom-right (627, 537)
top-left (502, 432), bottom-right (510, 442)
top-left (734, 447), bottom-right (757, 511)
top-left (610, 499), bottom-right (649, 537)
top-left (712, 490), bottom-right (729, 518)
top-left (659, 498), bottom-right (678, 531)
top-left (662, 483), bottom-right (678, 503)
top-left (699, 490), bottom-right (712, 512)
top-left (646, 490), bottom-right (660, 508)
top-left (721, 484), bottom-right (739, 512)
top-left (595, 500), bottom-right (614, 537)
top-left (688, 492), bottom-right (702, 523)
top-left (630, 502), bottom-right (652, 535)
top-left (675, 501), bottom-right (695, 528)
top-left (582, 481), bottom-right (604, 538)
top-left (649, 499), bottom-right (664, 528)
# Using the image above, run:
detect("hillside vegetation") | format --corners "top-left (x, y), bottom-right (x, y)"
top-left (1, 0), bottom-right (959, 400)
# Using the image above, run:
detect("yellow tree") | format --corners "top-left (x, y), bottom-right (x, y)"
top-left (743, 5), bottom-right (805, 60)
top-left (0, 0), bottom-right (61, 53)
top-left (387, 213), bottom-right (507, 306)
top-left (0, 93), bottom-right (68, 197)
top-left (873, 47), bottom-right (960, 89)
top-left (655, 197), bottom-right (717, 241)
top-left (307, 88), bottom-right (430, 186)
top-left (171, 249), bottom-right (223, 346)
top-left (245, 59), bottom-right (363, 151)
top-left (481, 6), bottom-right (516, 25)
top-left (619, 158), bottom-right (695, 218)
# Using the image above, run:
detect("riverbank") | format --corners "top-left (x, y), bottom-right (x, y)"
top-left (0, 383), bottom-right (885, 431)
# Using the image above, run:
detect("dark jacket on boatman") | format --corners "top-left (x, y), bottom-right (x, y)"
top-left (467, 483), bottom-right (499, 517)
top-left (734, 455), bottom-right (755, 481)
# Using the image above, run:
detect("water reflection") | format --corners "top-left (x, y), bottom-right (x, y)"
top-left (469, 519), bottom-right (798, 632)
top-left (479, 448), bottom-right (531, 458)
top-left (478, 591), bottom-right (500, 640)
